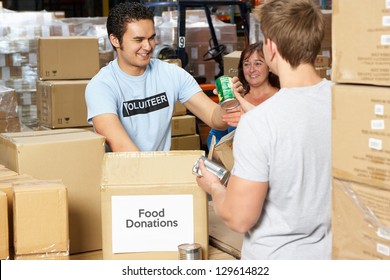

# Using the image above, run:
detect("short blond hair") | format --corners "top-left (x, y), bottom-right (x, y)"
top-left (255, 0), bottom-right (324, 68)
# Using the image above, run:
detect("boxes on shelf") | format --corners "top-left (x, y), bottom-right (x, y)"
top-left (171, 134), bottom-right (201, 150)
top-left (171, 115), bottom-right (196, 137)
top-left (321, 10), bottom-right (332, 57)
top-left (316, 67), bottom-right (331, 80)
top-left (332, 178), bottom-right (390, 260)
top-left (0, 86), bottom-right (18, 119)
top-left (38, 36), bottom-right (100, 80)
top-left (172, 101), bottom-right (187, 117)
top-left (332, 0), bottom-right (390, 86)
top-left (13, 180), bottom-right (69, 259)
top-left (36, 80), bottom-right (91, 128)
top-left (0, 128), bottom-right (105, 254)
top-left (224, 51), bottom-right (241, 77)
top-left (332, 84), bottom-right (390, 190)
top-left (100, 151), bottom-right (208, 260)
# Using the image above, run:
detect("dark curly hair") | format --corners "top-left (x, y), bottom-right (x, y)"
top-left (106, 1), bottom-right (155, 49)
top-left (238, 42), bottom-right (280, 94)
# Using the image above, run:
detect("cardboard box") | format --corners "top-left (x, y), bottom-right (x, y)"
top-left (315, 67), bottom-right (331, 80)
top-left (332, 178), bottom-right (390, 260)
top-left (0, 175), bottom-right (37, 253)
top-left (13, 180), bottom-right (69, 256)
top-left (315, 55), bottom-right (331, 68)
top-left (332, 84), bottom-right (390, 190)
top-left (172, 101), bottom-right (187, 117)
top-left (36, 80), bottom-right (91, 128)
top-left (321, 10), bottom-right (332, 51)
top-left (38, 36), bottom-right (99, 80)
top-left (0, 86), bottom-right (18, 119)
top-left (171, 134), bottom-right (201, 150)
top-left (14, 251), bottom-right (70, 260)
top-left (224, 51), bottom-right (241, 77)
top-left (0, 165), bottom-right (17, 179)
top-left (332, 0), bottom-right (390, 86)
top-left (209, 130), bottom-right (235, 171)
top-left (0, 129), bottom-right (106, 254)
top-left (0, 117), bottom-right (21, 133)
top-left (171, 115), bottom-right (196, 136)
top-left (0, 190), bottom-right (8, 260)
top-left (101, 151), bottom-right (208, 260)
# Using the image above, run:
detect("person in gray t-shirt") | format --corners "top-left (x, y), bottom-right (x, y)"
top-left (196, 0), bottom-right (332, 260)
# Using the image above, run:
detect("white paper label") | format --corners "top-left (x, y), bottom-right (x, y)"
top-left (375, 104), bottom-right (384, 116)
top-left (377, 243), bottom-right (390, 256)
top-left (383, 16), bottom-right (390, 26)
top-left (369, 138), bottom-right (383, 150)
top-left (377, 228), bottom-right (390, 240)
top-left (371, 119), bottom-right (385, 130)
top-left (111, 195), bottom-right (194, 253)
top-left (381, 35), bottom-right (390, 45)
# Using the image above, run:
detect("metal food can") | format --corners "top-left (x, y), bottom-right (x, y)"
top-left (192, 156), bottom-right (230, 185)
top-left (215, 75), bottom-right (239, 110)
top-left (178, 243), bottom-right (202, 260)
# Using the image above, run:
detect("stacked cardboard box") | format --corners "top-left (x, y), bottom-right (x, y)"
top-left (0, 190), bottom-right (8, 260)
top-left (224, 51), bottom-right (241, 78)
top-left (13, 180), bottom-right (69, 260)
top-left (0, 174), bottom-right (37, 256)
top-left (0, 10), bottom-right (77, 127)
top-left (331, 0), bottom-right (390, 260)
top-left (0, 165), bottom-right (70, 260)
top-left (171, 101), bottom-right (200, 151)
top-left (0, 9), bottom-right (114, 129)
top-left (36, 36), bottom-right (99, 129)
top-left (0, 86), bottom-right (21, 132)
top-left (166, 53), bottom-right (200, 150)
top-left (0, 129), bottom-right (105, 255)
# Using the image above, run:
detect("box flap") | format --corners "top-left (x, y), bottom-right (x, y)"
top-left (101, 151), bottom-right (204, 186)
top-left (1, 129), bottom-right (104, 145)
top-left (211, 130), bottom-right (235, 171)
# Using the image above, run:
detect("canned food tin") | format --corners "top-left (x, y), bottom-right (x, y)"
top-left (215, 75), bottom-right (239, 110)
top-left (178, 243), bottom-right (202, 260)
top-left (192, 156), bottom-right (230, 185)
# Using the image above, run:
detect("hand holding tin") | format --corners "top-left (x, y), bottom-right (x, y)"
top-left (193, 156), bottom-right (230, 196)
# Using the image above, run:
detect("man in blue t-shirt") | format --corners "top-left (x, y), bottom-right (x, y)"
top-left (85, 1), bottom-right (242, 152)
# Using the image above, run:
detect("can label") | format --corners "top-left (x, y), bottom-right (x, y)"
top-left (215, 75), bottom-right (239, 110)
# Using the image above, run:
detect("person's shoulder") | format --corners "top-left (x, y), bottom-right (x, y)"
top-left (318, 78), bottom-right (333, 91)
top-left (88, 61), bottom-right (116, 86)
top-left (93, 60), bottom-right (115, 77)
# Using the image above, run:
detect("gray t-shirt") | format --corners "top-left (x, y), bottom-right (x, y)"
top-left (85, 59), bottom-right (200, 151)
top-left (232, 79), bottom-right (333, 260)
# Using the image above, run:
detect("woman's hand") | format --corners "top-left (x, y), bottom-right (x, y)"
top-left (222, 106), bottom-right (243, 127)
top-left (231, 76), bottom-right (255, 113)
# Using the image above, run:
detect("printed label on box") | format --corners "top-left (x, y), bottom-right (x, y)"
top-left (111, 195), bottom-right (194, 253)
